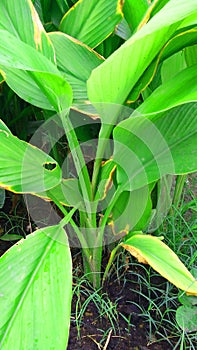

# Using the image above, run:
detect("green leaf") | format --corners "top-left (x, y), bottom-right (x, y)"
top-left (179, 292), bottom-right (197, 307)
top-left (48, 32), bottom-right (103, 103)
top-left (149, 0), bottom-right (170, 18)
top-left (0, 0), bottom-right (55, 62)
top-left (95, 160), bottom-right (116, 202)
top-left (161, 51), bottom-right (187, 84)
top-left (0, 120), bottom-right (61, 193)
top-left (87, 0), bottom-right (197, 104)
top-left (109, 187), bottom-right (152, 234)
top-left (185, 43), bottom-right (197, 66)
top-left (128, 28), bottom-right (197, 103)
top-left (0, 234), bottom-right (23, 241)
top-left (176, 306), bottom-right (197, 332)
top-left (123, 0), bottom-right (149, 33)
top-left (122, 233), bottom-right (197, 295)
top-left (0, 30), bottom-right (72, 111)
top-left (0, 224), bottom-right (72, 350)
top-left (137, 65), bottom-right (197, 114)
top-left (113, 103), bottom-right (197, 191)
top-left (38, 178), bottom-right (84, 209)
top-left (34, 0), bottom-right (70, 28)
top-left (60, 0), bottom-right (123, 48)
top-left (148, 176), bottom-right (173, 231)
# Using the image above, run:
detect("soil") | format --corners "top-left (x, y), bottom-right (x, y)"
top-left (68, 255), bottom-right (178, 350)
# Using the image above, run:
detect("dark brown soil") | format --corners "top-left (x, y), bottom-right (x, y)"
top-left (68, 259), bottom-right (179, 350)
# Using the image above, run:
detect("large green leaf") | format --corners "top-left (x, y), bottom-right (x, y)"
top-left (137, 65), bottom-right (197, 114)
top-left (0, 120), bottom-right (61, 193)
top-left (161, 51), bottom-right (187, 84)
top-left (60, 0), bottom-right (123, 48)
top-left (48, 32), bottom-right (104, 103)
top-left (185, 43), bottom-right (197, 66)
top-left (37, 178), bottom-right (84, 209)
top-left (109, 187), bottom-right (152, 234)
top-left (0, 30), bottom-right (72, 111)
top-left (122, 233), bottom-right (197, 295)
top-left (0, 224), bottom-right (72, 350)
top-left (123, 0), bottom-right (149, 33)
top-left (87, 0), bottom-right (197, 104)
top-left (0, 0), bottom-right (55, 62)
top-left (113, 103), bottom-right (197, 191)
top-left (127, 28), bottom-right (197, 102)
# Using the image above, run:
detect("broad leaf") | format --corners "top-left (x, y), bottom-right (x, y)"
top-left (0, 0), bottom-right (55, 62)
top-left (176, 306), bottom-right (197, 332)
top-left (161, 51), bottom-right (186, 84)
top-left (38, 178), bottom-right (84, 209)
top-left (148, 176), bottom-right (173, 231)
top-left (0, 120), bottom-right (61, 193)
top-left (0, 30), bottom-right (72, 111)
top-left (122, 233), bottom-right (197, 295)
top-left (0, 224), bottom-right (72, 350)
top-left (109, 186), bottom-right (152, 234)
top-left (113, 103), bottom-right (197, 191)
top-left (128, 28), bottom-right (197, 102)
top-left (60, 0), bottom-right (123, 48)
top-left (137, 65), bottom-right (197, 114)
top-left (87, 0), bottom-right (197, 105)
top-left (49, 32), bottom-right (103, 103)
top-left (185, 43), bottom-right (197, 66)
top-left (123, 0), bottom-right (149, 33)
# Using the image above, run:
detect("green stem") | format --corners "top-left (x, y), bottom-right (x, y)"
top-left (173, 175), bottom-right (187, 208)
top-left (60, 111), bottom-right (93, 214)
top-left (92, 123), bottom-right (115, 196)
top-left (48, 191), bottom-right (93, 269)
top-left (90, 186), bottom-right (123, 288)
top-left (102, 244), bottom-right (121, 286)
top-left (99, 186), bottom-right (123, 234)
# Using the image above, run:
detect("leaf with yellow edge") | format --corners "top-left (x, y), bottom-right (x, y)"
top-left (60, 0), bottom-right (123, 48)
top-left (0, 0), bottom-right (55, 61)
top-left (0, 120), bottom-right (62, 193)
top-left (121, 233), bottom-right (197, 295)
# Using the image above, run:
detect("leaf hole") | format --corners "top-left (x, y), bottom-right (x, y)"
top-left (43, 162), bottom-right (56, 171)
